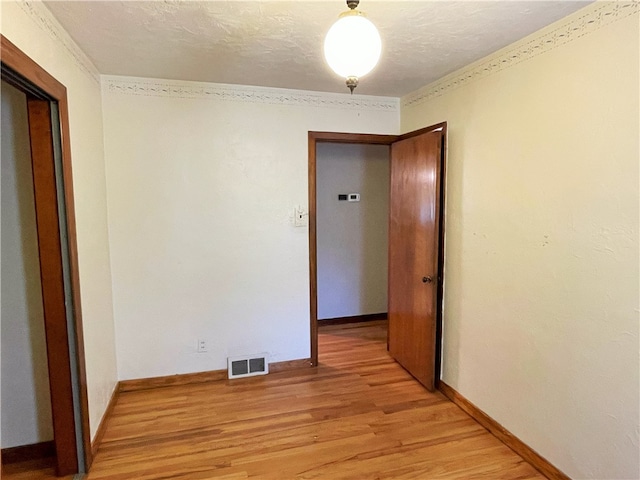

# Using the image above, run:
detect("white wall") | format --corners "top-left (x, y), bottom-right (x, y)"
top-left (316, 143), bottom-right (389, 320)
top-left (1, 0), bottom-right (118, 439)
top-left (1, 81), bottom-right (53, 448)
top-left (401, 4), bottom-right (639, 479)
top-left (101, 76), bottom-right (399, 380)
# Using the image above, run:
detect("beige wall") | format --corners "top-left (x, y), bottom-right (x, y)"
top-left (101, 76), bottom-right (399, 380)
top-left (316, 143), bottom-right (389, 320)
top-left (3, 2), bottom-right (636, 476)
top-left (0, 0), bottom-right (118, 439)
top-left (401, 3), bottom-right (639, 479)
top-left (1, 81), bottom-right (53, 448)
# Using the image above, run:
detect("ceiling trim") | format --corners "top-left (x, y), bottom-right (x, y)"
top-left (19, 0), bottom-right (100, 84)
top-left (402, 1), bottom-right (638, 108)
top-left (103, 76), bottom-right (399, 111)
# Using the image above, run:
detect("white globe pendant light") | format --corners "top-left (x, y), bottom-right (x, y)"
top-left (324, 0), bottom-right (381, 93)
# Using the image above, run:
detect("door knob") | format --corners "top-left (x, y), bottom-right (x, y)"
top-left (422, 276), bottom-right (432, 284)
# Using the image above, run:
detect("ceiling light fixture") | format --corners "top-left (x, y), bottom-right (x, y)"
top-left (324, 0), bottom-right (381, 94)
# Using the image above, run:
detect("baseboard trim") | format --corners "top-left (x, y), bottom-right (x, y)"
top-left (90, 385), bottom-right (119, 458)
top-left (268, 358), bottom-right (312, 373)
top-left (119, 358), bottom-right (314, 393)
top-left (438, 381), bottom-right (569, 480)
top-left (119, 369), bottom-right (227, 392)
top-left (1, 441), bottom-right (55, 465)
top-left (318, 312), bottom-right (387, 326)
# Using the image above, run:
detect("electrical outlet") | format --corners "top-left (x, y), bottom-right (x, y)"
top-left (197, 339), bottom-right (207, 353)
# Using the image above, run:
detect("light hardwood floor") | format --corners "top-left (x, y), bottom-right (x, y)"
top-left (1, 457), bottom-right (65, 479)
top-left (4, 321), bottom-right (545, 479)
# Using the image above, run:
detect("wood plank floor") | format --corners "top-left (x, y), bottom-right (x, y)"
top-left (1, 457), bottom-right (64, 480)
top-left (4, 321), bottom-right (545, 479)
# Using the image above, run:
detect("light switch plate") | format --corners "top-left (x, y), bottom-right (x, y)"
top-left (294, 206), bottom-right (308, 227)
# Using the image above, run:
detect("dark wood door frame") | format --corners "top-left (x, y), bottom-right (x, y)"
top-left (308, 124), bottom-right (447, 373)
top-left (1, 35), bottom-right (92, 475)
top-left (308, 132), bottom-right (397, 366)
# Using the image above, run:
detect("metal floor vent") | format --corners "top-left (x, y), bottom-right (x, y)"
top-left (227, 353), bottom-right (269, 379)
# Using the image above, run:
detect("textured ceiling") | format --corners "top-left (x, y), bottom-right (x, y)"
top-left (44, 1), bottom-right (592, 97)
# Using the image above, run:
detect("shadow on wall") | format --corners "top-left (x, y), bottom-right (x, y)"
top-left (360, 145), bottom-right (390, 314)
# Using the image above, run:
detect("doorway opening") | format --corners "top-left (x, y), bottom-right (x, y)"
top-left (308, 125), bottom-right (447, 391)
top-left (315, 141), bottom-right (390, 330)
top-left (1, 36), bottom-right (92, 476)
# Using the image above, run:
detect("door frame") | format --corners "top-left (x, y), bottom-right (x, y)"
top-left (1, 35), bottom-right (92, 475)
top-left (308, 124), bottom-right (447, 373)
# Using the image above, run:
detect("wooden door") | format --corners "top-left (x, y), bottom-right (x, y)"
top-left (388, 129), bottom-right (443, 391)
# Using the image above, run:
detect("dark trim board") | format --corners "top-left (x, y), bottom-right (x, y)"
top-left (318, 313), bottom-right (387, 326)
top-left (119, 358), bottom-right (313, 393)
top-left (91, 386), bottom-right (120, 458)
top-left (308, 131), bottom-right (401, 366)
top-left (120, 370), bottom-right (228, 393)
top-left (268, 358), bottom-right (313, 373)
top-left (438, 381), bottom-right (570, 480)
top-left (308, 132), bottom-right (398, 145)
top-left (1, 441), bottom-right (55, 465)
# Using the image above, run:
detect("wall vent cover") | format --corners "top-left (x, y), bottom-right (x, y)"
top-left (227, 353), bottom-right (269, 379)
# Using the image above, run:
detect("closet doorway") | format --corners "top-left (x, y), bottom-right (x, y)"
top-left (1, 35), bottom-right (91, 476)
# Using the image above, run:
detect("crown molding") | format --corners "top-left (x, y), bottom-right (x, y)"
top-left (402, 1), bottom-right (639, 108)
top-left (18, 0), bottom-right (100, 84)
top-left (102, 76), bottom-right (399, 112)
